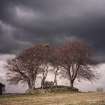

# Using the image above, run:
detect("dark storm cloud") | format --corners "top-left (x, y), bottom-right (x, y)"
top-left (0, 0), bottom-right (105, 62)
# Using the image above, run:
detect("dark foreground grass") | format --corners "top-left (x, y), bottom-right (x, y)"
top-left (0, 92), bottom-right (105, 105)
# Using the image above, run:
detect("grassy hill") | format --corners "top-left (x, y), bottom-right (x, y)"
top-left (0, 92), bottom-right (105, 105)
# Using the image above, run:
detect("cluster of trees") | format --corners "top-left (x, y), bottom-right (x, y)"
top-left (7, 40), bottom-right (96, 90)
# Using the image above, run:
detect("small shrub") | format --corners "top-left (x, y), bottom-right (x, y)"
top-left (25, 86), bottom-right (79, 95)
top-left (96, 87), bottom-right (104, 92)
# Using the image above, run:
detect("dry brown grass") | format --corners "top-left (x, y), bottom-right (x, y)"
top-left (0, 92), bottom-right (105, 105)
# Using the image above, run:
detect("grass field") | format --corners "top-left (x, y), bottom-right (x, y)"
top-left (0, 92), bottom-right (105, 105)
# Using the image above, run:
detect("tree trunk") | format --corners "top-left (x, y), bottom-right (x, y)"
top-left (41, 76), bottom-right (46, 89)
top-left (28, 81), bottom-right (32, 90)
top-left (28, 80), bottom-right (35, 90)
top-left (41, 68), bottom-right (48, 89)
top-left (54, 74), bottom-right (57, 87)
top-left (67, 68), bottom-right (72, 87)
top-left (54, 69), bottom-right (58, 87)
top-left (31, 80), bottom-right (35, 90)
top-left (70, 80), bottom-right (74, 89)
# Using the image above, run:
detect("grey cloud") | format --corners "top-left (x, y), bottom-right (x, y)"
top-left (0, 20), bottom-right (32, 53)
top-left (0, 0), bottom-right (105, 62)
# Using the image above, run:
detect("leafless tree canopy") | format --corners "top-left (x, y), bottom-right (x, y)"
top-left (7, 40), bottom-right (97, 90)
top-left (58, 40), bottom-right (96, 88)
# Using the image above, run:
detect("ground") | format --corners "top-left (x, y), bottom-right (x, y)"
top-left (0, 92), bottom-right (105, 105)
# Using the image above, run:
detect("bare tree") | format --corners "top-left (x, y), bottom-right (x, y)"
top-left (39, 44), bottom-right (52, 89)
top-left (20, 43), bottom-right (53, 89)
top-left (7, 58), bottom-right (37, 90)
top-left (59, 40), bottom-right (96, 88)
top-left (7, 41), bottom-right (96, 90)
top-left (50, 46), bottom-right (61, 87)
top-left (7, 44), bottom-right (50, 90)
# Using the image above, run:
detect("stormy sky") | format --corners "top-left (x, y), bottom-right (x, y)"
top-left (0, 0), bottom-right (105, 92)
top-left (0, 0), bottom-right (105, 57)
